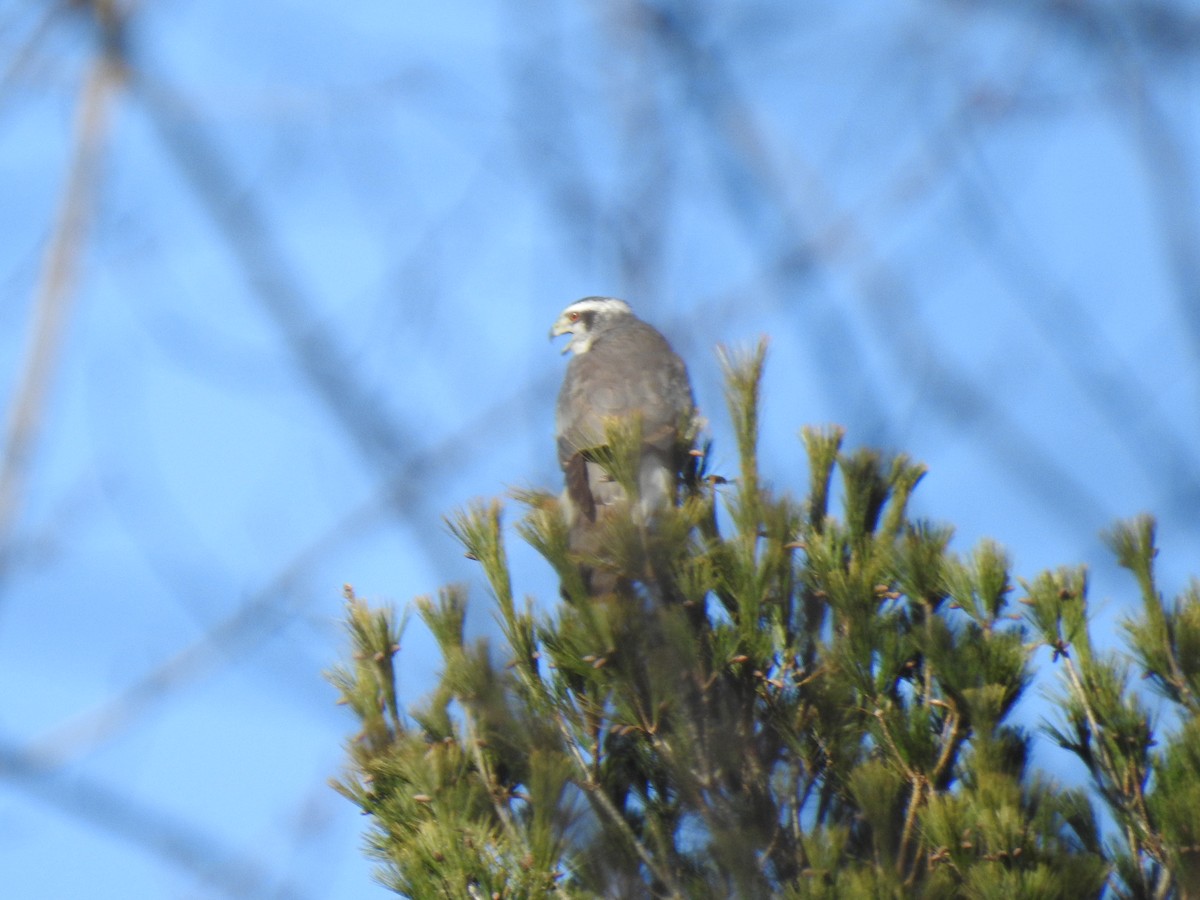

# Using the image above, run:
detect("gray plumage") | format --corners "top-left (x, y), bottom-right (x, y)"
top-left (550, 297), bottom-right (695, 591)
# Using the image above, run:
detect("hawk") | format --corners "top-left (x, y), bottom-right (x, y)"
top-left (550, 297), bottom-right (696, 592)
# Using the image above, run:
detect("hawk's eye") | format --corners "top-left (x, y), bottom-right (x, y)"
top-left (568, 312), bottom-right (580, 322)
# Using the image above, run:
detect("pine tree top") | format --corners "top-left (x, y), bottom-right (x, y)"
top-left (330, 345), bottom-right (1200, 899)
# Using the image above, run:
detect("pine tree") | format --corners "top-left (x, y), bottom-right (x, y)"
top-left (328, 344), bottom-right (1199, 899)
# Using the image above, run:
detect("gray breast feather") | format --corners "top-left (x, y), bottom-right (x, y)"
top-left (555, 318), bottom-right (693, 468)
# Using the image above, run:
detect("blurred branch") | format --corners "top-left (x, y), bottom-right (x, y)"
top-left (0, 736), bottom-right (307, 900)
top-left (599, 0), bottom-right (675, 300)
top-left (645, 1), bottom-right (1111, 525)
top-left (0, 3), bottom-right (123, 574)
top-left (503, 0), bottom-right (605, 263)
top-left (24, 536), bottom-right (332, 766)
top-left (125, 62), bottom-right (471, 576)
top-left (0, 2), bottom-right (65, 113)
top-left (129, 73), bottom-right (410, 470)
top-left (958, 0), bottom-right (1200, 363)
top-left (1118, 48), bottom-right (1200, 373)
top-left (27, 370), bottom-right (559, 765)
top-left (954, 0), bottom-right (1200, 61)
top-left (954, 119), bottom-right (1200, 515)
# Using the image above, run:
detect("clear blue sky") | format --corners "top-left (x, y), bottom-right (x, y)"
top-left (1, 1), bottom-right (1198, 896)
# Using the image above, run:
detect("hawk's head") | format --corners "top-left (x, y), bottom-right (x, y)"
top-left (549, 297), bottom-right (633, 355)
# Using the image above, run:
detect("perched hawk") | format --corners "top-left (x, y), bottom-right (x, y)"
top-left (550, 297), bottom-right (696, 592)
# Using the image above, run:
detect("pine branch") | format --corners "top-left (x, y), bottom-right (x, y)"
top-left (328, 349), bottom-right (1200, 897)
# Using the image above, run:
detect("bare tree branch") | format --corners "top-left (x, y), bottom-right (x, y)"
top-left (0, 21), bottom-right (122, 565)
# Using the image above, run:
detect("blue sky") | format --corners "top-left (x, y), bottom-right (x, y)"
top-left (1, 1), bottom-right (1198, 897)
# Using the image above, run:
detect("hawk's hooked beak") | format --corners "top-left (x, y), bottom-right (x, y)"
top-left (549, 317), bottom-right (573, 354)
